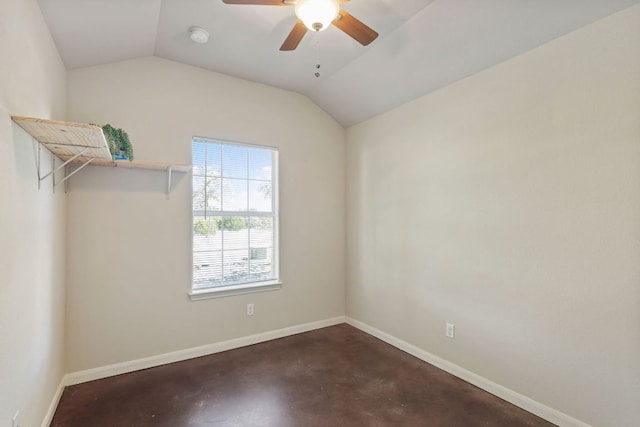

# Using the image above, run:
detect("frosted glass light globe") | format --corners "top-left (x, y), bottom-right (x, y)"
top-left (295, 0), bottom-right (340, 32)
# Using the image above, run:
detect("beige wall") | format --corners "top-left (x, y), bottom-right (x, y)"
top-left (65, 57), bottom-right (346, 372)
top-left (0, 0), bottom-right (67, 426)
top-left (346, 5), bottom-right (640, 427)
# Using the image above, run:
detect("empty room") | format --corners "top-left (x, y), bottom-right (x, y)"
top-left (1, 0), bottom-right (639, 426)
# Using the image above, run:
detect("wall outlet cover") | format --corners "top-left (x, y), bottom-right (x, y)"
top-left (446, 322), bottom-right (455, 339)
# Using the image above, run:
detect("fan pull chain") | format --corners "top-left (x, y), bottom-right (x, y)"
top-left (314, 34), bottom-right (321, 78)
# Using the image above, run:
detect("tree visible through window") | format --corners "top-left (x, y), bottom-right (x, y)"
top-left (192, 138), bottom-right (278, 291)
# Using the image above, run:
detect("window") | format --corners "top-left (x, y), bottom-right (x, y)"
top-left (191, 138), bottom-right (279, 299)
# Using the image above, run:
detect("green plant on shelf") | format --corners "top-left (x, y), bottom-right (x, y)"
top-left (98, 123), bottom-right (134, 160)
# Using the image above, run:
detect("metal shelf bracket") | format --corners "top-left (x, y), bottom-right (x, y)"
top-left (31, 140), bottom-right (96, 193)
top-left (166, 166), bottom-right (173, 199)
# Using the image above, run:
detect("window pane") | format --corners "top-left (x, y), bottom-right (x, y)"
top-left (250, 217), bottom-right (273, 247)
top-left (250, 217), bottom-right (273, 282)
top-left (204, 176), bottom-right (222, 211)
top-left (193, 251), bottom-right (223, 288)
top-left (206, 143), bottom-right (222, 177)
top-left (223, 249), bottom-right (249, 284)
top-left (222, 145), bottom-right (247, 179)
top-left (249, 148), bottom-right (272, 180)
top-left (193, 215), bottom-right (223, 289)
top-left (221, 217), bottom-right (248, 250)
top-left (249, 181), bottom-right (272, 212)
top-left (192, 176), bottom-right (206, 211)
top-left (222, 178), bottom-right (247, 211)
top-left (193, 216), bottom-right (221, 248)
top-left (250, 248), bottom-right (274, 282)
top-left (192, 141), bottom-right (206, 175)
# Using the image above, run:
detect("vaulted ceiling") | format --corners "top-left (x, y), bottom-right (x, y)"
top-left (37, 0), bottom-right (640, 126)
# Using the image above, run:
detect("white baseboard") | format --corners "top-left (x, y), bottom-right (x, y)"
top-left (345, 317), bottom-right (591, 427)
top-left (41, 377), bottom-right (65, 427)
top-left (54, 315), bottom-right (587, 427)
top-left (65, 316), bottom-right (345, 386)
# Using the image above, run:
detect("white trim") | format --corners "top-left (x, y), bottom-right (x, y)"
top-left (345, 317), bottom-right (592, 427)
top-left (189, 281), bottom-right (282, 300)
top-left (41, 377), bottom-right (65, 427)
top-left (192, 135), bottom-right (279, 152)
top-left (65, 316), bottom-right (345, 386)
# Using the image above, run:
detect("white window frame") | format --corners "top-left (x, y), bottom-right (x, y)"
top-left (189, 137), bottom-right (281, 300)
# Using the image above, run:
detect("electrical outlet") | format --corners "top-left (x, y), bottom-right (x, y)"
top-left (13, 410), bottom-right (20, 427)
top-left (247, 303), bottom-right (254, 316)
top-left (446, 322), bottom-right (455, 339)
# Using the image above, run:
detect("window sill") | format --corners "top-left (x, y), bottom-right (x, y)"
top-left (189, 280), bottom-right (282, 301)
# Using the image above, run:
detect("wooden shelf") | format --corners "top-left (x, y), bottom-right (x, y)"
top-left (12, 115), bottom-right (112, 164)
top-left (11, 116), bottom-right (191, 171)
top-left (11, 116), bottom-right (191, 196)
top-left (91, 160), bottom-right (191, 173)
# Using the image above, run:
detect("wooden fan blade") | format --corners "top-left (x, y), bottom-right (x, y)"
top-left (222, 0), bottom-right (287, 5)
top-left (280, 20), bottom-right (307, 51)
top-left (333, 9), bottom-right (378, 46)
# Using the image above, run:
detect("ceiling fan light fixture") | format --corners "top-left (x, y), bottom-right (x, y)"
top-left (189, 26), bottom-right (210, 44)
top-left (295, 0), bottom-right (339, 32)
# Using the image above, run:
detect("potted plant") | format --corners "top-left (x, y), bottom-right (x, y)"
top-left (100, 124), bottom-right (134, 160)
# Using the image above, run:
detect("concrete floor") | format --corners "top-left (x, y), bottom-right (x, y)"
top-left (51, 324), bottom-right (555, 426)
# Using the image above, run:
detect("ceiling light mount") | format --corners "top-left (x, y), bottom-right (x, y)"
top-left (189, 26), bottom-right (210, 44)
